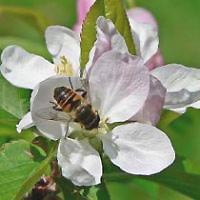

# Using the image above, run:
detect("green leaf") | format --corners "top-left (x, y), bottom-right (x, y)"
top-left (0, 76), bottom-right (30, 119)
top-left (124, 0), bottom-right (136, 9)
top-left (146, 169), bottom-right (200, 200)
top-left (0, 6), bottom-right (49, 33)
top-left (0, 109), bottom-right (35, 144)
top-left (158, 110), bottom-right (180, 129)
top-left (80, 0), bottom-right (136, 73)
top-left (106, 178), bottom-right (159, 200)
top-left (0, 140), bottom-right (57, 200)
top-left (104, 0), bottom-right (136, 54)
top-left (0, 0), bottom-right (76, 28)
top-left (82, 181), bottom-right (111, 200)
top-left (80, 0), bottom-right (105, 70)
top-left (104, 158), bottom-right (200, 199)
top-left (161, 108), bottom-right (200, 174)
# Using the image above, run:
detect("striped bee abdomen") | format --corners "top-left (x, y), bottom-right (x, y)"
top-left (53, 86), bottom-right (100, 130)
top-left (75, 104), bottom-right (100, 130)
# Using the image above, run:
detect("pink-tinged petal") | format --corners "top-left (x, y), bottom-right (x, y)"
top-left (87, 16), bottom-right (128, 69)
top-left (128, 19), bottom-right (159, 64)
top-left (16, 112), bottom-right (34, 133)
top-left (127, 7), bottom-right (158, 30)
top-left (131, 76), bottom-right (166, 125)
top-left (152, 64), bottom-right (200, 112)
top-left (73, 0), bottom-right (95, 33)
top-left (145, 49), bottom-right (164, 71)
top-left (45, 26), bottom-right (80, 76)
top-left (101, 123), bottom-right (175, 175)
top-left (0, 45), bottom-right (55, 89)
top-left (88, 51), bottom-right (150, 123)
top-left (86, 16), bottom-right (128, 75)
top-left (31, 76), bottom-right (83, 140)
top-left (57, 138), bottom-right (102, 186)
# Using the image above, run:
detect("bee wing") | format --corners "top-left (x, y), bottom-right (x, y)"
top-left (33, 107), bottom-right (72, 123)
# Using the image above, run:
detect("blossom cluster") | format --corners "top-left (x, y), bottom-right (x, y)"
top-left (1, 1), bottom-right (200, 186)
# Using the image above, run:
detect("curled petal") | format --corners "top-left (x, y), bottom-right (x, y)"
top-left (152, 64), bottom-right (200, 112)
top-left (16, 112), bottom-right (34, 133)
top-left (45, 26), bottom-right (80, 75)
top-left (57, 138), bottom-right (102, 186)
top-left (131, 76), bottom-right (166, 125)
top-left (101, 123), bottom-right (175, 175)
top-left (128, 18), bottom-right (159, 63)
top-left (127, 8), bottom-right (163, 70)
top-left (89, 17), bottom-right (128, 66)
top-left (89, 51), bottom-right (150, 123)
top-left (0, 45), bottom-right (55, 89)
top-left (86, 17), bottom-right (128, 74)
top-left (31, 76), bottom-right (83, 140)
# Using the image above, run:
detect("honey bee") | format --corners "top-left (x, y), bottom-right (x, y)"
top-left (51, 86), bottom-right (100, 130)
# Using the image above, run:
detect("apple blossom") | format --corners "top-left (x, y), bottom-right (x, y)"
top-left (8, 15), bottom-right (165, 132)
top-left (30, 51), bottom-right (175, 186)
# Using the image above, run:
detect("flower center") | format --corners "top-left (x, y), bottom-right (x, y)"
top-left (83, 118), bottom-right (110, 137)
top-left (55, 56), bottom-right (74, 76)
top-left (70, 118), bottom-right (109, 140)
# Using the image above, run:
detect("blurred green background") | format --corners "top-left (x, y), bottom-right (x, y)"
top-left (0, 0), bottom-right (199, 199)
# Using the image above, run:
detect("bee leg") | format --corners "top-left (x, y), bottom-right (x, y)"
top-left (49, 101), bottom-right (63, 111)
top-left (75, 88), bottom-right (87, 98)
top-left (53, 107), bottom-right (63, 111)
top-left (49, 101), bottom-right (57, 106)
top-left (68, 77), bottom-right (74, 90)
top-left (74, 118), bottom-right (79, 122)
top-left (64, 123), bottom-right (69, 139)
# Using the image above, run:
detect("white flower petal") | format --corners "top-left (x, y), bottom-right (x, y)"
top-left (45, 26), bottom-right (80, 75)
top-left (89, 51), bottom-right (150, 123)
top-left (101, 123), bottom-right (175, 175)
top-left (31, 76), bottom-right (83, 140)
top-left (57, 138), bottom-right (102, 186)
top-left (16, 112), bottom-right (34, 133)
top-left (131, 76), bottom-right (166, 125)
top-left (152, 64), bottom-right (200, 112)
top-left (171, 100), bottom-right (200, 113)
top-left (0, 45), bottom-right (55, 89)
top-left (128, 19), bottom-right (159, 63)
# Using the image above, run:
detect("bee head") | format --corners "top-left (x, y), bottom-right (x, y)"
top-left (53, 87), bottom-right (67, 101)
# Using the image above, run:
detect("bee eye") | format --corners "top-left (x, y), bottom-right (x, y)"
top-left (54, 87), bottom-right (65, 98)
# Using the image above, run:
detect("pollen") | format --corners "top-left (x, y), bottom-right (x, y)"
top-left (55, 56), bottom-right (74, 76)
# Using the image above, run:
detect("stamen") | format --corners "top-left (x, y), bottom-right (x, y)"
top-left (55, 56), bottom-right (74, 76)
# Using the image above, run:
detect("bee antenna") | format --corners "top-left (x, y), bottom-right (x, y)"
top-left (68, 77), bottom-right (74, 90)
